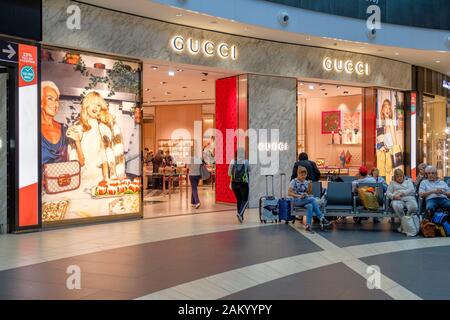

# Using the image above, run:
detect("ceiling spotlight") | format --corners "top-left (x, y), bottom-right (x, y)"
top-left (336, 85), bottom-right (341, 88)
top-left (152, 66), bottom-right (158, 70)
top-left (321, 88), bottom-right (326, 91)
top-left (175, 13), bottom-right (183, 17)
top-left (145, 88), bottom-right (150, 92)
top-left (436, 60), bottom-right (441, 63)
top-left (298, 92), bottom-right (303, 95)
top-left (324, 93), bottom-right (328, 96)
top-left (177, 69), bottom-right (184, 72)
top-left (343, 91), bottom-right (349, 94)
top-left (200, 90), bottom-right (205, 93)
top-left (308, 85), bottom-right (314, 90)
top-left (299, 82), bottom-right (304, 86)
top-left (202, 72), bottom-right (209, 77)
top-left (394, 52), bottom-right (399, 56)
top-left (306, 36), bottom-right (311, 41)
top-left (183, 96), bottom-right (187, 98)
top-left (160, 81), bottom-right (166, 85)
top-left (168, 71), bottom-right (175, 76)
top-left (165, 91), bottom-right (171, 95)
top-left (182, 86), bottom-right (187, 89)
top-left (201, 79), bottom-right (207, 82)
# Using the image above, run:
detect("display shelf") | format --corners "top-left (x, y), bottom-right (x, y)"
top-left (158, 139), bottom-right (194, 164)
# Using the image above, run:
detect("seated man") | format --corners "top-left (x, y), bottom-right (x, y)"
top-left (288, 166), bottom-right (331, 232)
top-left (419, 165), bottom-right (450, 217)
top-left (352, 166), bottom-right (376, 193)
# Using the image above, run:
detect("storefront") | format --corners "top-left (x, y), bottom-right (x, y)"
top-left (4, 0), bottom-right (413, 231)
top-left (413, 66), bottom-right (450, 178)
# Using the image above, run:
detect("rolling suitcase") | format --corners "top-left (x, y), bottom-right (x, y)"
top-left (259, 175), bottom-right (279, 223)
top-left (278, 173), bottom-right (294, 224)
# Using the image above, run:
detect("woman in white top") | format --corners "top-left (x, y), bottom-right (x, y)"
top-left (386, 168), bottom-right (418, 218)
top-left (68, 91), bottom-right (108, 188)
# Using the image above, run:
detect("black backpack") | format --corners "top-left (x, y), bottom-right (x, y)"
top-left (232, 163), bottom-right (248, 183)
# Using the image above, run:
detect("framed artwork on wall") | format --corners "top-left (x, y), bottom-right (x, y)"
top-left (322, 111), bottom-right (341, 134)
top-left (342, 111), bottom-right (361, 144)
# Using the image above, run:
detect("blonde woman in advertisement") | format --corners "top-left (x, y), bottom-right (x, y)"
top-left (68, 91), bottom-right (108, 188)
top-left (377, 98), bottom-right (398, 183)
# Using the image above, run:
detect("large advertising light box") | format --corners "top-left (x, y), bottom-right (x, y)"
top-left (41, 48), bottom-right (142, 223)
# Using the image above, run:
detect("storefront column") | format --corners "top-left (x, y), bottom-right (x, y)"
top-left (363, 88), bottom-right (377, 170)
top-left (247, 74), bottom-right (297, 208)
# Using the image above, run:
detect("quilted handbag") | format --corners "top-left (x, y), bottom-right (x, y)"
top-left (43, 161), bottom-right (81, 194)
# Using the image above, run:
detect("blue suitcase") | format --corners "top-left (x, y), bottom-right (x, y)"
top-left (259, 175), bottom-right (279, 223)
top-left (278, 173), bottom-right (294, 224)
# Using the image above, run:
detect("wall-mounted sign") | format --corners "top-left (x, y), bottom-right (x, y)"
top-left (171, 35), bottom-right (237, 60)
top-left (443, 80), bottom-right (450, 90)
top-left (323, 57), bottom-right (370, 76)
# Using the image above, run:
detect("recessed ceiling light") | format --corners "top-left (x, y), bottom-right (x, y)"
top-left (165, 91), bottom-right (172, 95)
top-left (344, 91), bottom-right (349, 94)
top-left (182, 86), bottom-right (187, 89)
top-left (321, 88), bottom-right (326, 91)
top-left (160, 81), bottom-right (166, 85)
top-left (298, 92), bottom-right (303, 95)
top-left (336, 85), bottom-right (341, 88)
top-left (177, 69), bottom-right (184, 72)
top-left (152, 66), bottom-right (158, 70)
top-left (200, 90), bottom-right (205, 93)
top-left (309, 85), bottom-right (314, 90)
top-left (324, 93), bottom-right (328, 96)
top-left (319, 84), bottom-right (324, 88)
top-left (306, 36), bottom-right (311, 41)
top-left (175, 13), bottom-right (183, 17)
top-left (436, 60), bottom-right (441, 63)
top-left (201, 79), bottom-right (207, 82)
top-left (168, 71), bottom-right (175, 76)
top-left (299, 82), bottom-right (304, 86)
top-left (145, 88), bottom-right (150, 91)
top-left (394, 52), bottom-right (399, 55)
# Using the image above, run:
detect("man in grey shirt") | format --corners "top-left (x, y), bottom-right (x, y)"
top-left (419, 165), bottom-right (450, 215)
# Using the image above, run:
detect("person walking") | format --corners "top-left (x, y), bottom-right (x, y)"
top-left (229, 148), bottom-right (250, 223)
top-left (187, 156), bottom-right (202, 209)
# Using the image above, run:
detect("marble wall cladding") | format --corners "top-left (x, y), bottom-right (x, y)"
top-left (43, 0), bottom-right (412, 90)
top-left (0, 74), bottom-right (7, 233)
top-left (247, 74), bottom-right (297, 208)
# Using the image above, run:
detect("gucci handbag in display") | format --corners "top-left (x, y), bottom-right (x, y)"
top-left (43, 161), bottom-right (81, 194)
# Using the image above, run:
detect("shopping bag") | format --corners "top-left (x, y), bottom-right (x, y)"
top-left (400, 214), bottom-right (421, 237)
top-left (200, 164), bottom-right (211, 180)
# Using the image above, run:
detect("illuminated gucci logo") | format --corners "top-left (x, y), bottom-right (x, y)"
top-left (171, 35), bottom-right (237, 60)
top-left (323, 57), bottom-right (370, 76)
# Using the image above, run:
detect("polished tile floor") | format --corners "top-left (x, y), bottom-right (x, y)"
top-left (0, 209), bottom-right (449, 300)
top-left (143, 187), bottom-right (234, 218)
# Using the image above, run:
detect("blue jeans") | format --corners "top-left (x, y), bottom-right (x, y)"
top-left (426, 197), bottom-right (450, 215)
top-left (293, 196), bottom-right (324, 226)
top-left (189, 175), bottom-right (201, 205)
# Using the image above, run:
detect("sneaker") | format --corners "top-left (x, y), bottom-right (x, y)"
top-left (236, 213), bottom-right (243, 223)
top-left (305, 225), bottom-right (314, 233)
top-left (397, 227), bottom-right (402, 233)
top-left (321, 218), bottom-right (332, 227)
top-left (195, 203), bottom-right (201, 209)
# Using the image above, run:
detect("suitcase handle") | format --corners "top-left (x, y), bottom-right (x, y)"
top-left (264, 175), bottom-right (274, 197)
top-left (280, 173), bottom-right (287, 198)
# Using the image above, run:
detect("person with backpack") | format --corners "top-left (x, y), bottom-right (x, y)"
top-left (228, 148), bottom-right (250, 223)
top-left (291, 152), bottom-right (321, 182)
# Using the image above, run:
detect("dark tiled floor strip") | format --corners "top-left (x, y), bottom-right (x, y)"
top-left (221, 262), bottom-right (392, 300)
top-left (0, 225), bottom-right (321, 300)
top-left (362, 245), bottom-right (450, 300)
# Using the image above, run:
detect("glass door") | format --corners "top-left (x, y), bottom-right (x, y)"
top-left (0, 67), bottom-right (7, 234)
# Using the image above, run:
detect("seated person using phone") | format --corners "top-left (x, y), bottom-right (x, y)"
top-left (419, 165), bottom-right (450, 216)
top-left (288, 166), bottom-right (331, 232)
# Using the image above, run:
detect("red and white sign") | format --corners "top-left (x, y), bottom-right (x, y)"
top-left (18, 44), bottom-right (38, 227)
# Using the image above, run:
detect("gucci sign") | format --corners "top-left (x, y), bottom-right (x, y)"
top-left (171, 35), bottom-right (237, 60)
top-left (323, 57), bottom-right (370, 76)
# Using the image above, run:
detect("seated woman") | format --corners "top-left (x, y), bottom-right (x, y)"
top-left (386, 169), bottom-right (418, 231)
top-left (288, 166), bottom-right (331, 232)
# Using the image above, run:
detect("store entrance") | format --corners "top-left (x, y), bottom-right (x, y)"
top-left (0, 66), bottom-right (11, 234)
top-left (297, 81), bottom-right (364, 179)
top-left (141, 63), bottom-right (235, 218)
